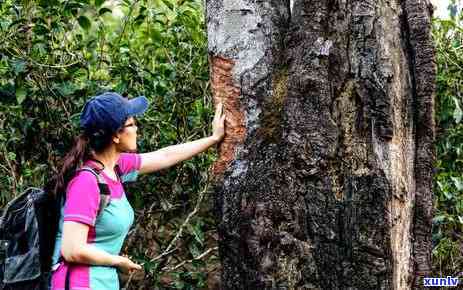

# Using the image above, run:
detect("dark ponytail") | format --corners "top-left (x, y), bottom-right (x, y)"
top-left (49, 134), bottom-right (92, 197)
top-left (45, 126), bottom-right (119, 197)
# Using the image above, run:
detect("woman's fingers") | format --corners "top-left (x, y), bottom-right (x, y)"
top-left (119, 255), bottom-right (142, 272)
top-left (211, 102), bottom-right (226, 141)
top-left (213, 102), bottom-right (224, 126)
top-left (127, 261), bottom-right (142, 272)
top-left (215, 102), bottom-right (223, 119)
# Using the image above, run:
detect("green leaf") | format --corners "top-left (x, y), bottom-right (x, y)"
top-left (442, 189), bottom-right (453, 200)
top-left (77, 15), bottom-right (91, 31)
top-left (134, 14), bottom-right (146, 25)
top-left (98, 7), bottom-right (112, 16)
top-left (11, 60), bottom-right (26, 75)
top-left (7, 152), bottom-right (16, 161)
top-left (94, 0), bottom-right (105, 7)
top-left (433, 215), bottom-right (447, 224)
top-left (151, 29), bottom-right (162, 42)
top-left (457, 200), bottom-right (463, 214)
top-left (437, 180), bottom-right (446, 192)
top-left (451, 176), bottom-right (463, 191)
top-left (453, 96), bottom-right (462, 123)
top-left (188, 242), bottom-right (200, 257)
top-left (119, 47), bottom-right (130, 54)
top-left (174, 280), bottom-right (185, 289)
top-left (70, 113), bottom-right (81, 129)
top-left (56, 82), bottom-right (78, 96)
top-left (33, 24), bottom-right (50, 35)
top-left (161, 0), bottom-right (174, 10)
top-left (16, 87), bottom-right (27, 104)
top-left (63, 2), bottom-right (84, 16)
top-left (188, 223), bottom-right (204, 245)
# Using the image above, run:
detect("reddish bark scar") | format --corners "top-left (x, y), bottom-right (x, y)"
top-left (210, 56), bottom-right (246, 176)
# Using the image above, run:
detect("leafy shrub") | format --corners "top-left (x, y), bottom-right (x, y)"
top-left (432, 14), bottom-right (463, 277)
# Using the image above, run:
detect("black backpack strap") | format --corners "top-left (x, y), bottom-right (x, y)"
top-left (65, 265), bottom-right (71, 290)
top-left (78, 166), bottom-right (111, 217)
top-left (114, 164), bottom-right (122, 182)
top-left (114, 164), bottom-right (127, 192)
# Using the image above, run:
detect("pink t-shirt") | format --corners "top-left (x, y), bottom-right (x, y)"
top-left (50, 153), bottom-right (142, 290)
top-left (62, 153), bottom-right (141, 226)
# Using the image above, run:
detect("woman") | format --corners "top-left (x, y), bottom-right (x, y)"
top-left (49, 92), bottom-right (225, 290)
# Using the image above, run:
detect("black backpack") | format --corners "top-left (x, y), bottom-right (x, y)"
top-left (0, 163), bottom-right (122, 290)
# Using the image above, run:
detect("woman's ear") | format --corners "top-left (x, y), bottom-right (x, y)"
top-left (113, 133), bottom-right (120, 144)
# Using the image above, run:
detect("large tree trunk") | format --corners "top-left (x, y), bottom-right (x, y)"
top-left (206, 0), bottom-right (435, 289)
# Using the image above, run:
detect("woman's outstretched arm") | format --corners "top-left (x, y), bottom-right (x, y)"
top-left (139, 102), bottom-right (226, 175)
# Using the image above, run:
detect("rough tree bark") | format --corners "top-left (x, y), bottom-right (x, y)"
top-left (206, 0), bottom-right (436, 289)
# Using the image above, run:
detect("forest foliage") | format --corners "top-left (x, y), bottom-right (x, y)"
top-left (432, 12), bottom-right (463, 277)
top-left (0, 0), bottom-right (462, 288)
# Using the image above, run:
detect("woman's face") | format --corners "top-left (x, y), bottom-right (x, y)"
top-left (115, 117), bottom-right (138, 152)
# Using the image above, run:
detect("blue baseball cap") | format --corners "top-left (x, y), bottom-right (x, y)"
top-left (80, 92), bottom-right (149, 136)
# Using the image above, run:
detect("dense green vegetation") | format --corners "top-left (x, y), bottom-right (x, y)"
top-left (1, 0), bottom-right (463, 288)
top-left (432, 14), bottom-right (463, 277)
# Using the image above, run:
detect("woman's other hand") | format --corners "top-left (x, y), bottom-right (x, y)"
top-left (112, 255), bottom-right (142, 274)
top-left (212, 102), bottom-right (226, 142)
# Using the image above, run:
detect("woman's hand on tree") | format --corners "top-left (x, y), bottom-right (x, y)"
top-left (112, 255), bottom-right (142, 273)
top-left (212, 101), bottom-right (226, 142)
